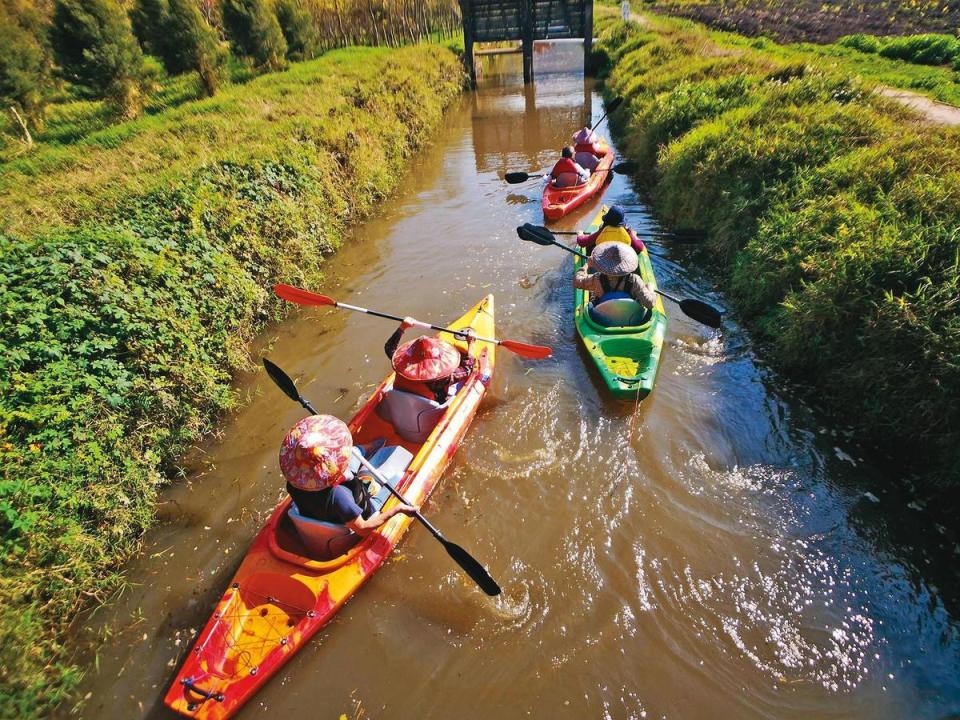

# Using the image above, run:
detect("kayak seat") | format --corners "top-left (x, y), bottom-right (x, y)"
top-left (288, 445), bottom-right (414, 560)
top-left (574, 151), bottom-right (600, 172)
top-left (589, 293), bottom-right (651, 328)
top-left (375, 387), bottom-right (453, 443)
top-left (554, 171), bottom-right (588, 188)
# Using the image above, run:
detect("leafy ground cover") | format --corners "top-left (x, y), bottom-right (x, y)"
top-left (594, 11), bottom-right (960, 519)
top-left (0, 42), bottom-right (462, 718)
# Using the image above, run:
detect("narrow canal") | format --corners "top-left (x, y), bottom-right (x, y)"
top-left (71, 43), bottom-right (960, 720)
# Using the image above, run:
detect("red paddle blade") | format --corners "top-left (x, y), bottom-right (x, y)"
top-left (273, 284), bottom-right (337, 307)
top-left (499, 339), bottom-right (553, 359)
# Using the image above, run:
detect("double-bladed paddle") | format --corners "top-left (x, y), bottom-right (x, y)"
top-left (262, 358), bottom-right (502, 597)
top-left (516, 224), bottom-right (723, 329)
top-left (504, 160), bottom-right (638, 185)
top-left (541, 226), bottom-right (704, 242)
top-left (273, 284), bottom-right (552, 360)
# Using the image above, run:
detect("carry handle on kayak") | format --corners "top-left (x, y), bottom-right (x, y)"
top-left (181, 678), bottom-right (225, 705)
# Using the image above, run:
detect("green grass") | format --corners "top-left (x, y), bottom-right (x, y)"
top-left (594, 12), bottom-right (960, 505)
top-left (0, 42), bottom-right (463, 718)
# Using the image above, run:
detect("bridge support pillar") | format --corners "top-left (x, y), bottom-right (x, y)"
top-left (522, 38), bottom-right (534, 84)
top-left (459, 0), bottom-right (477, 87)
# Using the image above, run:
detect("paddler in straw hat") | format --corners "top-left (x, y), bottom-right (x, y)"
top-left (574, 241), bottom-right (657, 310)
top-left (384, 319), bottom-right (477, 402)
top-left (280, 414), bottom-right (418, 531)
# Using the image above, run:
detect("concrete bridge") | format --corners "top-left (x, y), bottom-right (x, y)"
top-left (458, 0), bottom-right (594, 84)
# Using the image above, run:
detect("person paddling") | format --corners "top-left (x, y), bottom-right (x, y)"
top-left (549, 146), bottom-right (590, 188)
top-left (572, 127), bottom-right (606, 171)
top-left (280, 414), bottom-right (418, 533)
top-left (574, 242), bottom-right (656, 326)
top-left (385, 319), bottom-right (476, 403)
top-left (576, 205), bottom-right (646, 255)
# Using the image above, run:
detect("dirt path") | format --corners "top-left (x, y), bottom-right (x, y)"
top-left (878, 87), bottom-right (960, 126)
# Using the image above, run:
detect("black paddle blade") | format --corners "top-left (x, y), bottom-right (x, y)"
top-left (612, 161), bottom-right (638, 174)
top-left (606, 96), bottom-right (624, 114)
top-left (679, 298), bottom-right (723, 329)
top-left (504, 171), bottom-right (531, 184)
top-left (263, 358), bottom-right (302, 404)
top-left (517, 223), bottom-right (556, 246)
top-left (442, 538), bottom-right (501, 596)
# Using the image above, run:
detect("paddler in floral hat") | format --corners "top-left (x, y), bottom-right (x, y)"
top-left (384, 319), bottom-right (476, 403)
top-left (280, 414), bottom-right (418, 531)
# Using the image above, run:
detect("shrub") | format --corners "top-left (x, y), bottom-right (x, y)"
top-left (878, 33), bottom-right (960, 66)
top-left (222, 0), bottom-right (288, 70)
top-left (166, 0), bottom-right (225, 95)
top-left (837, 32), bottom-right (881, 54)
top-left (130, 0), bottom-right (170, 59)
top-left (50, 0), bottom-right (149, 118)
top-left (275, 0), bottom-right (320, 61)
top-left (0, 0), bottom-right (54, 136)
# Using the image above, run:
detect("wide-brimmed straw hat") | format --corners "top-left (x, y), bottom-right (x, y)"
top-left (591, 241), bottom-right (639, 276)
top-left (279, 414), bottom-right (353, 491)
top-left (392, 336), bottom-right (460, 381)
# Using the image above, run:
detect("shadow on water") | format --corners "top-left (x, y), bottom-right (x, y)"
top-left (64, 40), bottom-right (960, 720)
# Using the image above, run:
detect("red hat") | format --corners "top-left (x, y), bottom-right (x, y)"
top-left (391, 336), bottom-right (460, 381)
top-left (279, 415), bottom-right (352, 491)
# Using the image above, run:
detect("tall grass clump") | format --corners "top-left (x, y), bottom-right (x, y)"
top-left (838, 32), bottom-right (960, 67)
top-left (0, 43), bottom-right (463, 718)
top-left (595, 13), bottom-right (960, 504)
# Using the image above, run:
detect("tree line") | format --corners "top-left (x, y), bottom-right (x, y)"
top-left (0, 0), bottom-right (461, 142)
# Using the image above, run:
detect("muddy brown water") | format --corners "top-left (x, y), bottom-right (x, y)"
top-left (69, 43), bottom-right (960, 720)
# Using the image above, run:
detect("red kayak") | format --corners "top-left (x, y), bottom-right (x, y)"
top-left (541, 139), bottom-right (614, 220)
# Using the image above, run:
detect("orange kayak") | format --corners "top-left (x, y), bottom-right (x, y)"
top-left (163, 295), bottom-right (496, 719)
top-left (541, 140), bottom-right (614, 220)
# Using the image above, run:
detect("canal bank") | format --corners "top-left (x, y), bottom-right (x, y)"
top-left (66, 43), bottom-right (960, 720)
top-left (0, 44), bottom-right (463, 718)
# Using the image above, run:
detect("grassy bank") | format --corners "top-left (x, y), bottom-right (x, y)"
top-left (593, 14), bottom-right (959, 503)
top-left (0, 43), bottom-right (463, 718)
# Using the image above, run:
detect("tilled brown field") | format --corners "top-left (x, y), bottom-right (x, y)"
top-left (649, 0), bottom-right (960, 43)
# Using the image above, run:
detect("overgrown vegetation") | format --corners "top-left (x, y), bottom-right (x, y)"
top-left (1, 0), bottom-right (461, 143)
top-left (594, 13), bottom-right (960, 507)
top-left (50, 0), bottom-right (151, 119)
top-left (838, 32), bottom-right (960, 69)
top-left (0, 42), bottom-right (463, 718)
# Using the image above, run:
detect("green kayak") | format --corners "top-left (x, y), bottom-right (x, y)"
top-left (573, 206), bottom-right (668, 400)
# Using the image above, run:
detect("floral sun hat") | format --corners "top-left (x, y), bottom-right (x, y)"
top-left (279, 414), bottom-right (353, 491)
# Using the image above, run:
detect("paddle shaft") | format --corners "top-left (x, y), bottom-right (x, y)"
top-left (333, 299), bottom-right (495, 346)
top-left (291, 395), bottom-right (445, 541)
top-left (590, 96), bottom-right (622, 133)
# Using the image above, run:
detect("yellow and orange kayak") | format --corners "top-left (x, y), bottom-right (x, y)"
top-left (163, 295), bottom-right (496, 719)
